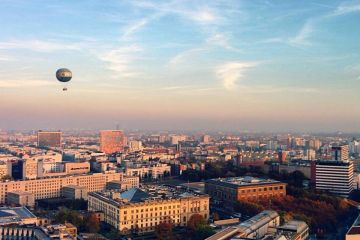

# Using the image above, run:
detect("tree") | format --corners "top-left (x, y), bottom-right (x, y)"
top-left (155, 222), bottom-right (174, 240)
top-left (193, 224), bottom-right (215, 240)
top-left (85, 212), bottom-right (100, 233)
top-left (234, 201), bottom-right (264, 217)
top-left (213, 212), bottom-right (220, 221)
top-left (187, 214), bottom-right (206, 231)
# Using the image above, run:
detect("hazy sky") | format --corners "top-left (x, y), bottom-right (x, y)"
top-left (0, 0), bottom-right (360, 132)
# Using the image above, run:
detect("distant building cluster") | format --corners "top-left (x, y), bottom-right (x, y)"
top-left (1, 129), bottom-right (360, 239)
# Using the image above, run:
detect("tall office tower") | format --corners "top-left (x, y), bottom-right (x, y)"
top-left (331, 145), bottom-right (349, 161)
top-left (170, 135), bottom-right (186, 145)
top-left (201, 135), bottom-right (211, 144)
top-left (314, 160), bottom-right (354, 197)
top-left (100, 130), bottom-right (125, 154)
top-left (129, 140), bottom-right (142, 151)
top-left (278, 150), bottom-right (288, 164)
top-left (37, 131), bottom-right (62, 148)
top-left (309, 139), bottom-right (322, 150)
top-left (349, 140), bottom-right (360, 154)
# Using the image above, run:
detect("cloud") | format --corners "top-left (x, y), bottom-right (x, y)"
top-left (0, 55), bottom-right (14, 61)
top-left (0, 40), bottom-right (80, 52)
top-left (216, 61), bottom-right (258, 90)
top-left (121, 18), bottom-right (149, 40)
top-left (98, 44), bottom-right (142, 78)
top-left (333, 2), bottom-right (360, 16)
top-left (168, 48), bottom-right (206, 66)
top-left (288, 1), bottom-right (360, 47)
top-left (238, 85), bottom-right (319, 94)
top-left (184, 8), bottom-right (217, 24)
top-left (288, 20), bottom-right (314, 46)
top-left (130, 1), bottom-right (219, 25)
top-left (0, 80), bottom-right (54, 88)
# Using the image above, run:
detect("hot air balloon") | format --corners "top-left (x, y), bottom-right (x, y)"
top-left (56, 68), bottom-right (72, 91)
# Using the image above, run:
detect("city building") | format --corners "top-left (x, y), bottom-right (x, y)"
top-left (124, 163), bottom-right (171, 179)
top-left (38, 223), bottom-right (77, 240)
top-left (0, 161), bottom-right (11, 179)
top-left (309, 139), bottom-right (322, 150)
top-left (313, 160), bottom-right (354, 197)
top-left (61, 185), bottom-right (88, 200)
top-left (0, 207), bottom-right (37, 226)
top-left (0, 172), bottom-right (125, 204)
top-left (201, 135), bottom-right (211, 144)
top-left (331, 145), bottom-right (349, 161)
top-left (206, 211), bottom-right (309, 240)
top-left (106, 176), bottom-right (139, 191)
top-left (129, 140), bottom-right (143, 151)
top-left (7, 191), bottom-right (35, 207)
top-left (170, 135), bottom-right (187, 145)
top-left (278, 150), bottom-right (288, 164)
top-left (88, 185), bottom-right (209, 233)
top-left (0, 223), bottom-right (77, 240)
top-left (100, 130), bottom-right (126, 154)
top-left (38, 161), bottom-right (90, 178)
top-left (205, 177), bottom-right (286, 205)
top-left (206, 210), bottom-right (280, 240)
top-left (346, 214), bottom-right (360, 240)
top-left (37, 131), bottom-right (62, 148)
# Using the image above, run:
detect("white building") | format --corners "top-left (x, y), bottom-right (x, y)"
top-left (315, 160), bottom-right (354, 197)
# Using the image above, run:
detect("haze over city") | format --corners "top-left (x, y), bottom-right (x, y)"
top-left (1, 0), bottom-right (360, 131)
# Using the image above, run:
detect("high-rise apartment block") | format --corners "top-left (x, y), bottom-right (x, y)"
top-left (314, 160), bottom-right (354, 197)
top-left (37, 131), bottom-right (62, 148)
top-left (201, 135), bottom-right (211, 144)
top-left (331, 145), bottom-right (349, 161)
top-left (100, 130), bottom-right (126, 154)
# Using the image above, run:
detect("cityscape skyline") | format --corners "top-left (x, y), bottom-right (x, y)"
top-left (1, 0), bottom-right (360, 131)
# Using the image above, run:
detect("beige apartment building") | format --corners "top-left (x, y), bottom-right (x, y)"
top-left (0, 162), bottom-right (11, 179)
top-left (124, 163), bottom-right (171, 179)
top-left (7, 191), bottom-right (35, 207)
top-left (0, 172), bottom-right (125, 204)
top-left (107, 176), bottom-right (140, 191)
top-left (88, 186), bottom-right (209, 233)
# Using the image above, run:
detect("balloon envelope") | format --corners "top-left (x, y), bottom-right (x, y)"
top-left (56, 68), bottom-right (72, 82)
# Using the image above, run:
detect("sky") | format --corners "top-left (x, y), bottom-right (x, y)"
top-left (0, 0), bottom-right (360, 132)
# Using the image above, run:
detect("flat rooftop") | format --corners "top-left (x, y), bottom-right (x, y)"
top-left (205, 176), bottom-right (283, 188)
top-left (347, 214), bottom-right (360, 235)
top-left (0, 207), bottom-right (36, 225)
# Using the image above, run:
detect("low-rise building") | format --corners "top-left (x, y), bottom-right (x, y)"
top-left (7, 191), bottom-right (35, 207)
top-left (205, 177), bottom-right (286, 205)
top-left (106, 176), bottom-right (139, 191)
top-left (0, 223), bottom-right (78, 240)
top-left (124, 163), bottom-right (171, 179)
top-left (0, 172), bottom-right (124, 203)
top-left (206, 211), bottom-right (309, 240)
top-left (346, 214), bottom-right (360, 240)
top-left (0, 207), bottom-right (37, 226)
top-left (88, 185), bottom-right (209, 233)
top-left (61, 185), bottom-right (88, 200)
top-left (206, 210), bottom-right (280, 240)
